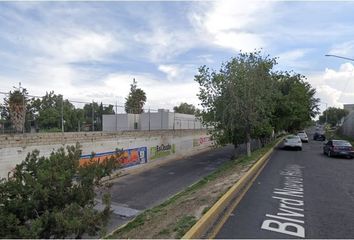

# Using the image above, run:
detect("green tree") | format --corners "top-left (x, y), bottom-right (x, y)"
top-left (0, 143), bottom-right (122, 238)
top-left (83, 102), bottom-right (114, 131)
top-left (28, 92), bottom-right (86, 132)
top-left (272, 72), bottom-right (319, 132)
top-left (195, 51), bottom-right (277, 156)
top-left (125, 79), bottom-right (147, 114)
top-left (319, 107), bottom-right (349, 126)
top-left (3, 87), bottom-right (28, 133)
top-left (173, 102), bottom-right (199, 115)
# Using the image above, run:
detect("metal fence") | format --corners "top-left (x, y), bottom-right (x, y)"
top-left (0, 91), bottom-right (206, 134)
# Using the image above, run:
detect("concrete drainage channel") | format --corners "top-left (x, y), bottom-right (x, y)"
top-left (182, 139), bottom-right (282, 239)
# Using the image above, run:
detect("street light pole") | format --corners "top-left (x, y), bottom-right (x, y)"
top-left (325, 103), bottom-right (328, 126)
top-left (325, 54), bottom-right (354, 62)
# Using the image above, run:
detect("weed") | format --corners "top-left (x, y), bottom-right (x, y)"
top-left (173, 216), bottom-right (197, 239)
top-left (108, 138), bottom-right (280, 239)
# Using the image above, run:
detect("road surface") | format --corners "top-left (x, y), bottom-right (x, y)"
top-left (216, 130), bottom-right (354, 239)
top-left (100, 140), bottom-right (260, 235)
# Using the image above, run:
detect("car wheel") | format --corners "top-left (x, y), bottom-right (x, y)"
top-left (299, 147), bottom-right (302, 151)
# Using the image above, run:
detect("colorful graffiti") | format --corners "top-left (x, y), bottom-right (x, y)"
top-left (80, 147), bottom-right (147, 168)
top-left (193, 136), bottom-right (212, 147)
top-left (150, 144), bottom-right (175, 160)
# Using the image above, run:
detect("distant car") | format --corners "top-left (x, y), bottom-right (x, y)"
top-left (313, 132), bottom-right (326, 141)
top-left (323, 140), bottom-right (354, 159)
top-left (283, 135), bottom-right (302, 150)
top-left (297, 131), bottom-right (308, 143)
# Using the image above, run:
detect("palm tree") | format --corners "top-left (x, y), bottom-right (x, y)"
top-left (5, 88), bottom-right (27, 133)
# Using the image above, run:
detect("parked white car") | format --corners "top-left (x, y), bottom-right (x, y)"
top-left (297, 131), bottom-right (309, 143)
top-left (283, 135), bottom-right (302, 150)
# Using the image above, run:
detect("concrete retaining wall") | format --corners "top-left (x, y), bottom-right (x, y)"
top-left (0, 130), bottom-right (212, 178)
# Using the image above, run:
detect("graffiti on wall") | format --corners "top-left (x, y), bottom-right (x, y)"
top-left (193, 136), bottom-right (212, 147)
top-left (80, 147), bottom-right (147, 168)
top-left (150, 144), bottom-right (175, 160)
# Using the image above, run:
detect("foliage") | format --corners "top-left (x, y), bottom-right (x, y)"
top-left (24, 92), bottom-right (114, 132)
top-left (195, 51), bottom-right (319, 155)
top-left (109, 139), bottom-right (280, 239)
top-left (319, 107), bottom-right (349, 126)
top-left (173, 102), bottom-right (199, 115)
top-left (0, 143), bottom-right (122, 238)
top-left (173, 216), bottom-right (197, 238)
top-left (3, 88), bottom-right (28, 133)
top-left (25, 91), bottom-right (83, 132)
top-left (125, 79), bottom-right (147, 114)
top-left (272, 72), bottom-right (319, 132)
top-left (83, 102), bottom-right (114, 131)
top-left (195, 51), bottom-right (277, 156)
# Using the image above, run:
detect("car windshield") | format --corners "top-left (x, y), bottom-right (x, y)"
top-left (333, 140), bottom-right (352, 146)
top-left (287, 135), bottom-right (299, 139)
top-left (298, 133), bottom-right (306, 136)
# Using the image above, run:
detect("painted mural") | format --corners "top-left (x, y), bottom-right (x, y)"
top-left (193, 136), bottom-right (212, 147)
top-left (150, 144), bottom-right (175, 160)
top-left (80, 147), bottom-right (147, 168)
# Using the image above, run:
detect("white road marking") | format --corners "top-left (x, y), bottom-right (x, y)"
top-left (261, 164), bottom-right (306, 238)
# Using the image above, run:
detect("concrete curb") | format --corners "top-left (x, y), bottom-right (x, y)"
top-left (182, 138), bottom-right (283, 239)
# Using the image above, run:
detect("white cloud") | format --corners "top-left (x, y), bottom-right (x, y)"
top-left (133, 28), bottom-right (197, 63)
top-left (158, 65), bottom-right (180, 81)
top-left (102, 72), bottom-right (200, 110)
top-left (307, 63), bottom-right (354, 114)
top-left (34, 30), bottom-right (121, 63)
top-left (329, 41), bottom-right (354, 57)
top-left (189, 1), bottom-right (274, 51)
top-left (276, 48), bottom-right (313, 70)
top-left (277, 49), bottom-right (308, 62)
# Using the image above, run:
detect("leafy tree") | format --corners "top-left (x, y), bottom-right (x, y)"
top-left (83, 102), bottom-right (114, 131)
top-left (272, 72), bottom-right (319, 132)
top-left (0, 143), bottom-right (122, 238)
top-left (27, 92), bottom-right (88, 132)
top-left (319, 107), bottom-right (349, 126)
top-left (3, 88), bottom-right (28, 133)
top-left (173, 102), bottom-right (199, 115)
top-left (195, 51), bottom-right (277, 156)
top-left (125, 79), bottom-right (147, 114)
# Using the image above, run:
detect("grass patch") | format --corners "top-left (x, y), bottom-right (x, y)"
top-left (107, 138), bottom-right (280, 239)
top-left (202, 206), bottom-right (211, 215)
top-left (173, 216), bottom-right (197, 239)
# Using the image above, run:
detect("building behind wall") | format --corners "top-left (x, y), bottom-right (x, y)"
top-left (103, 109), bottom-right (205, 131)
top-left (103, 114), bottom-right (140, 131)
top-left (344, 104), bottom-right (354, 113)
top-left (340, 111), bottom-right (354, 138)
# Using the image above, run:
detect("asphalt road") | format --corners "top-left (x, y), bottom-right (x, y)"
top-left (100, 142), bottom-right (261, 234)
top-left (216, 129), bottom-right (354, 239)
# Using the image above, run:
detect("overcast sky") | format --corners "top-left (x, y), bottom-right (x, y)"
top-left (1, 1), bottom-right (354, 113)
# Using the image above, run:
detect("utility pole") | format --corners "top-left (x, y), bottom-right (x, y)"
top-left (115, 100), bottom-right (118, 132)
top-left (92, 100), bottom-right (94, 131)
top-left (61, 96), bottom-right (64, 133)
top-left (148, 108), bottom-right (151, 131)
top-left (325, 103), bottom-right (328, 126)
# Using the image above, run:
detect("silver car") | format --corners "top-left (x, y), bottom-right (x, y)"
top-left (297, 131), bottom-right (309, 143)
top-left (283, 135), bottom-right (302, 151)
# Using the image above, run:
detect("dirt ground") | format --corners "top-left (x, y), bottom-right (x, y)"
top-left (109, 153), bottom-right (261, 239)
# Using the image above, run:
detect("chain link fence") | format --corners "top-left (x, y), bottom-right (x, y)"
top-left (0, 91), bottom-right (206, 134)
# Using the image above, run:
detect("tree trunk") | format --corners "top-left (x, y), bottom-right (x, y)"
top-left (233, 144), bottom-right (238, 159)
top-left (246, 132), bottom-right (251, 157)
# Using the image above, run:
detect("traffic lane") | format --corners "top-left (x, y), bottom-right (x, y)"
top-left (304, 140), bottom-right (354, 238)
top-left (216, 143), bottom-right (306, 239)
top-left (216, 138), bottom-right (354, 239)
top-left (108, 145), bottom-right (236, 210)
